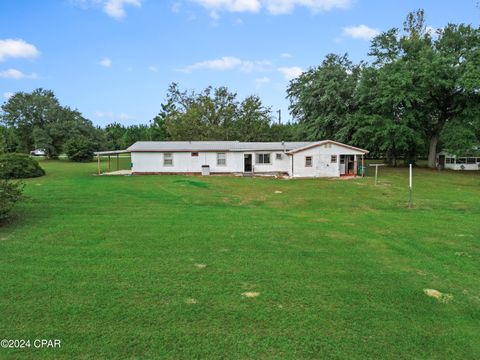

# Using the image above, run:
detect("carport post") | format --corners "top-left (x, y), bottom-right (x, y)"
top-left (117, 154), bottom-right (119, 170)
top-left (108, 155), bottom-right (111, 172)
top-left (361, 155), bottom-right (365, 178)
top-left (97, 154), bottom-right (100, 175)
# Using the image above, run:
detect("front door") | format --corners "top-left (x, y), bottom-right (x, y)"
top-left (244, 154), bottom-right (252, 172)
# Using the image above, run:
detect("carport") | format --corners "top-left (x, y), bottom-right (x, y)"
top-left (94, 150), bottom-right (130, 175)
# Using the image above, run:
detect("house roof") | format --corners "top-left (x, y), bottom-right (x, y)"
top-left (123, 140), bottom-right (369, 154)
top-left (286, 140), bottom-right (369, 154)
top-left (127, 141), bottom-right (313, 152)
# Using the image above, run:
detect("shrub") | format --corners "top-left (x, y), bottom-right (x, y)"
top-left (0, 180), bottom-right (24, 220)
top-left (0, 153), bottom-right (45, 179)
top-left (64, 137), bottom-right (95, 162)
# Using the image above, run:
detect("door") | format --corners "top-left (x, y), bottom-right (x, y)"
top-left (438, 155), bottom-right (445, 169)
top-left (244, 154), bottom-right (252, 172)
top-left (347, 155), bottom-right (355, 174)
top-left (339, 155), bottom-right (346, 175)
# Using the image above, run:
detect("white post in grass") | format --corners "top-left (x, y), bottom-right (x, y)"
top-left (409, 164), bottom-right (413, 207)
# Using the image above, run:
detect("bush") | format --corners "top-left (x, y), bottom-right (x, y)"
top-left (0, 180), bottom-right (24, 220)
top-left (64, 137), bottom-right (95, 162)
top-left (0, 153), bottom-right (45, 179)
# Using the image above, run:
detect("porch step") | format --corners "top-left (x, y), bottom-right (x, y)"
top-left (243, 173), bottom-right (254, 177)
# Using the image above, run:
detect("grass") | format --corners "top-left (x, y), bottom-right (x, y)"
top-left (1, 158), bottom-right (479, 359)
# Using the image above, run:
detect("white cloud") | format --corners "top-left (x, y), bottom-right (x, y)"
top-left (278, 66), bottom-right (302, 80)
top-left (191, 0), bottom-right (351, 15)
top-left (255, 76), bottom-right (271, 86)
top-left (148, 65), bottom-right (158, 72)
top-left (178, 56), bottom-right (240, 72)
top-left (93, 111), bottom-right (135, 120)
top-left (178, 56), bottom-right (274, 73)
top-left (3, 92), bottom-right (14, 100)
top-left (192, 0), bottom-right (261, 13)
top-left (209, 9), bottom-right (221, 20)
top-left (119, 113), bottom-right (135, 120)
top-left (171, 2), bottom-right (182, 12)
top-left (342, 24), bottom-right (380, 40)
top-left (99, 57), bottom-right (112, 67)
top-left (265, 0), bottom-right (351, 14)
top-left (0, 68), bottom-right (37, 79)
top-left (103, 0), bottom-right (142, 19)
top-left (280, 52), bottom-right (292, 58)
top-left (0, 39), bottom-right (39, 62)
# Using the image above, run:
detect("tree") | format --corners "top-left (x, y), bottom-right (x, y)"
top-left (104, 122), bottom-right (127, 150)
top-left (156, 83), bottom-right (278, 141)
top-left (0, 180), bottom-right (23, 220)
top-left (64, 136), bottom-right (96, 162)
top-left (287, 54), bottom-right (361, 141)
top-left (1, 89), bottom-right (98, 158)
top-left (368, 9), bottom-right (480, 167)
top-left (233, 95), bottom-right (272, 141)
top-left (121, 125), bottom-right (151, 148)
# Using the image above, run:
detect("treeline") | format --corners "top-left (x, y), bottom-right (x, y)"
top-left (0, 86), bottom-right (298, 160)
top-left (288, 10), bottom-right (480, 167)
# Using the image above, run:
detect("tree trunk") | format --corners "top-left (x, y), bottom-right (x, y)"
top-left (427, 135), bottom-right (438, 168)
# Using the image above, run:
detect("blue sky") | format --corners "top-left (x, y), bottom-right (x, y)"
top-left (1, 0), bottom-right (479, 126)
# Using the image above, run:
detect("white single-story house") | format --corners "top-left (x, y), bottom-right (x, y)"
top-left (437, 150), bottom-right (480, 171)
top-left (95, 140), bottom-right (369, 178)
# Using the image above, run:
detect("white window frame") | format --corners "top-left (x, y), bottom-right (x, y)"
top-left (331, 155), bottom-right (337, 163)
top-left (217, 152), bottom-right (226, 166)
top-left (256, 153), bottom-right (271, 164)
top-left (163, 152), bottom-right (173, 166)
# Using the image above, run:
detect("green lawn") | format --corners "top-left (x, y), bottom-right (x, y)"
top-left (1, 159), bottom-right (479, 359)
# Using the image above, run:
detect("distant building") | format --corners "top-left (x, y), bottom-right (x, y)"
top-left (437, 149), bottom-right (480, 171)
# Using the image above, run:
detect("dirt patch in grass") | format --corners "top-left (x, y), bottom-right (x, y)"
top-left (185, 298), bottom-right (197, 304)
top-left (424, 289), bottom-right (453, 303)
top-left (194, 263), bottom-right (207, 269)
top-left (242, 292), bottom-right (260, 298)
top-left (274, 190), bottom-right (283, 194)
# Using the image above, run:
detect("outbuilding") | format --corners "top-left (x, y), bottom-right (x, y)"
top-left (437, 150), bottom-right (480, 171)
top-left (112, 140), bottom-right (369, 178)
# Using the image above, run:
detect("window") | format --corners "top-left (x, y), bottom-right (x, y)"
top-left (457, 158), bottom-right (466, 164)
top-left (191, 152), bottom-right (199, 157)
top-left (446, 158), bottom-right (451, 164)
top-left (163, 153), bottom-right (173, 166)
top-left (467, 158), bottom-right (476, 164)
top-left (256, 153), bottom-right (271, 164)
top-left (305, 156), bottom-right (312, 167)
top-left (217, 152), bottom-right (226, 166)
top-left (477, 158), bottom-right (480, 163)
top-left (340, 156), bottom-right (345, 164)
top-left (331, 155), bottom-right (337, 163)
top-left (276, 153), bottom-right (282, 160)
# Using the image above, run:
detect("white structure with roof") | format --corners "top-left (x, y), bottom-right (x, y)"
top-left (437, 150), bottom-right (480, 171)
top-left (97, 140), bottom-right (368, 178)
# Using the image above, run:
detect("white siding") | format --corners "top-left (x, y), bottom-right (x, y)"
top-left (290, 143), bottom-right (365, 178)
top-left (131, 151), bottom-right (244, 173)
top-left (251, 152), bottom-right (290, 174)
